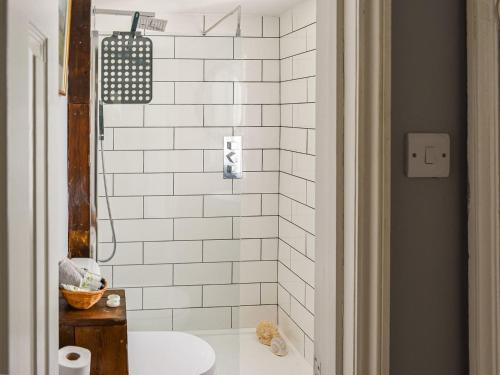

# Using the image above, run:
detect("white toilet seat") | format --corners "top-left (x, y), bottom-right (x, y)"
top-left (128, 331), bottom-right (216, 375)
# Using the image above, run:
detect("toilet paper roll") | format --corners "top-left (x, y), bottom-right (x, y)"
top-left (59, 346), bottom-right (91, 375)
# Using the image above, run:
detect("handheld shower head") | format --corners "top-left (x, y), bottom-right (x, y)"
top-left (138, 16), bottom-right (168, 32)
top-left (93, 8), bottom-right (168, 33)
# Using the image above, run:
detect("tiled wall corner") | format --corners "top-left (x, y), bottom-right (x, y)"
top-left (96, 13), bottom-right (281, 333)
top-left (97, 3), bottom-right (317, 363)
top-left (278, 0), bottom-right (317, 365)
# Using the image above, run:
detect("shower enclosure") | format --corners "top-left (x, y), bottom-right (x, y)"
top-left (90, 1), bottom-right (316, 373)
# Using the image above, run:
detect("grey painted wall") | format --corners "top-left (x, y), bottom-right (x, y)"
top-left (0, 0), bottom-right (7, 371)
top-left (391, 0), bottom-right (468, 374)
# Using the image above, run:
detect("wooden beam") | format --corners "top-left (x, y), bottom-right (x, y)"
top-left (68, 104), bottom-right (90, 257)
top-left (68, 0), bottom-right (91, 103)
top-left (67, 0), bottom-right (92, 258)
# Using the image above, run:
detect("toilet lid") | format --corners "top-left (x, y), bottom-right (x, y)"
top-left (128, 331), bottom-right (216, 375)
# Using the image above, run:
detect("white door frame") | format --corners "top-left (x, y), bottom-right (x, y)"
top-left (0, 0), bottom-right (6, 370)
top-left (30, 24), bottom-right (50, 375)
top-left (316, 0), bottom-right (391, 374)
top-left (7, 23), bottom-right (50, 375)
top-left (467, 0), bottom-right (500, 374)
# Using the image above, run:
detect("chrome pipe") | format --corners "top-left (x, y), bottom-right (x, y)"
top-left (93, 8), bottom-right (156, 18)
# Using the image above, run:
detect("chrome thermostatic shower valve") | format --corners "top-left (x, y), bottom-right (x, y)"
top-left (224, 136), bottom-right (243, 179)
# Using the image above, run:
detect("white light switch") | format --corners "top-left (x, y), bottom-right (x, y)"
top-left (406, 133), bottom-right (450, 178)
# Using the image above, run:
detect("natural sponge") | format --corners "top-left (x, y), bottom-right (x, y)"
top-left (256, 321), bottom-right (279, 346)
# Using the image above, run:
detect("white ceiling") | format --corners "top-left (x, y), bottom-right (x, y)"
top-left (93, 0), bottom-right (302, 16)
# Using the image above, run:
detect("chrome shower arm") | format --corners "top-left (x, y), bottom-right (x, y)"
top-left (93, 8), bottom-right (156, 17)
top-left (203, 5), bottom-right (242, 36)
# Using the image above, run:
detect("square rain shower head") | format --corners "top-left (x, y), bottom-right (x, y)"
top-left (101, 32), bottom-right (153, 104)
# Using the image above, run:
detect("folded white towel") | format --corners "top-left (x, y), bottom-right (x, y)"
top-left (59, 257), bottom-right (104, 291)
top-left (59, 258), bottom-right (83, 287)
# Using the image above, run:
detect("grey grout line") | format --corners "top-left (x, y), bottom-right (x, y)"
top-left (149, 79), bottom-right (282, 84)
top-left (277, 243), bottom-right (315, 281)
top-left (280, 21), bottom-right (317, 39)
top-left (277, 15), bottom-right (284, 294)
top-left (202, 195), bottom-right (205, 217)
top-left (141, 242), bottom-right (145, 264)
top-left (152, 57), bottom-right (281, 62)
top-left (125, 304), bottom-right (279, 314)
top-left (120, 282), bottom-right (278, 288)
top-left (97, 192), bottom-right (284, 199)
top-left (260, 104), bottom-right (264, 126)
top-left (106, 259), bottom-right (279, 271)
top-left (202, 104), bottom-right (205, 127)
top-left (98, 213), bottom-right (281, 220)
top-left (277, 298), bottom-right (314, 342)
top-left (172, 172), bottom-right (175, 195)
top-left (109, 125), bottom-right (286, 130)
top-left (141, 285), bottom-right (144, 309)
top-left (279, 169), bottom-right (316, 184)
top-left (99, 31), bottom-right (282, 39)
top-left (172, 81), bottom-right (176, 105)
top-left (99, 238), bottom-right (277, 244)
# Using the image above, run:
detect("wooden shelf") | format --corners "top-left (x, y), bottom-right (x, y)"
top-left (60, 289), bottom-right (129, 375)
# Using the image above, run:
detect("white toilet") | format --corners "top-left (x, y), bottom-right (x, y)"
top-left (128, 331), bottom-right (216, 375)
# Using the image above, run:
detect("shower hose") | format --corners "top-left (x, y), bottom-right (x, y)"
top-left (97, 137), bottom-right (117, 263)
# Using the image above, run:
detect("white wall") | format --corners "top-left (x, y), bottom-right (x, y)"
top-left (391, 0), bottom-right (468, 373)
top-left (95, 12), bottom-right (281, 331)
top-left (278, 0), bottom-right (316, 364)
top-left (6, 0), bottom-right (67, 372)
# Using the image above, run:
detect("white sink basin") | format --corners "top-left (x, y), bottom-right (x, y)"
top-left (128, 331), bottom-right (216, 375)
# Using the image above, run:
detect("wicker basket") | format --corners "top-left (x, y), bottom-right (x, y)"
top-left (60, 279), bottom-right (108, 310)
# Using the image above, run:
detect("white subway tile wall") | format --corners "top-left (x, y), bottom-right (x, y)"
top-left (278, 0), bottom-right (316, 364)
top-left (96, 2), bottom-right (316, 362)
top-left (96, 13), bottom-right (282, 334)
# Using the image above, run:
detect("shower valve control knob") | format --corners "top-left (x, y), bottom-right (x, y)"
top-left (226, 151), bottom-right (237, 163)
